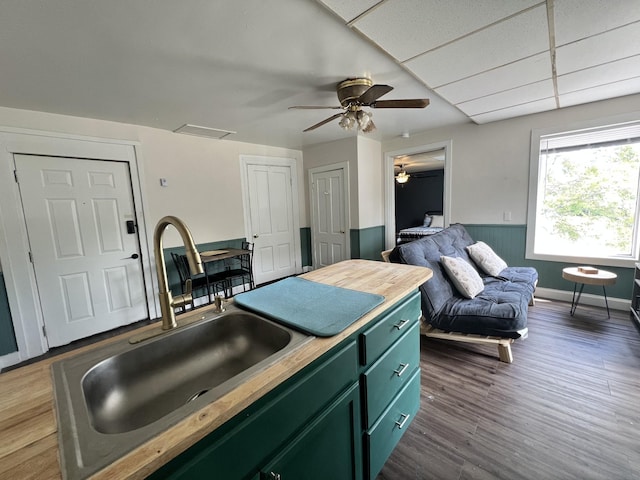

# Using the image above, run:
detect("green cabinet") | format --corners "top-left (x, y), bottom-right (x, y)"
top-left (259, 383), bottom-right (362, 480)
top-left (148, 291), bottom-right (421, 480)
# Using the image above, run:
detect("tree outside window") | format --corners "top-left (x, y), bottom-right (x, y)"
top-left (528, 120), bottom-right (640, 265)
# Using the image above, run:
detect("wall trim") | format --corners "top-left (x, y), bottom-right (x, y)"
top-left (536, 287), bottom-right (630, 312)
top-left (0, 351), bottom-right (20, 371)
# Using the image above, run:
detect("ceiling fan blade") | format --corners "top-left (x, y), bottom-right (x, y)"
top-left (303, 113), bottom-right (344, 132)
top-left (371, 98), bottom-right (430, 109)
top-left (289, 105), bottom-right (342, 110)
top-left (357, 84), bottom-right (393, 105)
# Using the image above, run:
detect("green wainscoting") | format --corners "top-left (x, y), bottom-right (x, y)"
top-left (350, 226), bottom-right (385, 261)
top-left (0, 272), bottom-right (18, 356)
top-left (300, 228), bottom-right (312, 267)
top-left (464, 224), bottom-right (634, 300)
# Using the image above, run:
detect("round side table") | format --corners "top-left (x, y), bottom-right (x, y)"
top-left (562, 267), bottom-right (617, 318)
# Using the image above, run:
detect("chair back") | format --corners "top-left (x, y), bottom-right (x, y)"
top-left (240, 241), bottom-right (254, 270)
top-left (171, 252), bottom-right (190, 284)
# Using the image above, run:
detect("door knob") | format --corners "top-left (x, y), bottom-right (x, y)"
top-left (253, 234), bottom-right (259, 238)
top-left (123, 253), bottom-right (139, 259)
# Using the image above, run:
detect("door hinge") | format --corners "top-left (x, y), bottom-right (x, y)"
top-left (28, 251), bottom-right (33, 263)
top-left (14, 170), bottom-right (18, 183)
top-left (42, 324), bottom-right (47, 338)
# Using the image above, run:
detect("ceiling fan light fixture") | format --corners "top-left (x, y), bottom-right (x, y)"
top-left (362, 117), bottom-right (376, 133)
top-left (356, 110), bottom-right (371, 129)
top-left (339, 111), bottom-right (356, 130)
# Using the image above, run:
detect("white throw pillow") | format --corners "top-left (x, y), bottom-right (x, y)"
top-left (440, 256), bottom-right (484, 299)
top-left (430, 215), bottom-right (444, 228)
top-left (466, 241), bottom-right (508, 276)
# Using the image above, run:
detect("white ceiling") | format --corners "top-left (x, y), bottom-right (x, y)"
top-left (0, 1), bottom-right (638, 150)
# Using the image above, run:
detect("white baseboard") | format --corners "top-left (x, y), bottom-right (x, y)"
top-left (535, 287), bottom-right (630, 312)
top-left (0, 351), bottom-right (22, 370)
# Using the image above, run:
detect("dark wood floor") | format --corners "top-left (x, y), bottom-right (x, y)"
top-left (378, 298), bottom-right (640, 480)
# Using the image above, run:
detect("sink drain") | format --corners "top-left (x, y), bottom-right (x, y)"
top-left (186, 389), bottom-right (210, 403)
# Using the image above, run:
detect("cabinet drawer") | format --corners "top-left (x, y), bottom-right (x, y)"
top-left (362, 321), bottom-right (420, 427)
top-left (364, 367), bottom-right (420, 480)
top-left (360, 291), bottom-right (420, 366)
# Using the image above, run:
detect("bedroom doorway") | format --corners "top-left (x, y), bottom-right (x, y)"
top-left (384, 140), bottom-right (452, 249)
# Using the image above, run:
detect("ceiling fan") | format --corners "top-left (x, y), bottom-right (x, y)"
top-left (289, 77), bottom-right (430, 133)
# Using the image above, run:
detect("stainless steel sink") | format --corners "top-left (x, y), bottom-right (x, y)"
top-left (52, 304), bottom-right (311, 480)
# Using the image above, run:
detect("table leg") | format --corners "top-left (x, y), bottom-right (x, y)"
top-left (603, 286), bottom-right (610, 318)
top-left (570, 282), bottom-right (585, 316)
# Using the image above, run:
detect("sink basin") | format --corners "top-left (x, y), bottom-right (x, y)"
top-left (52, 304), bottom-right (311, 479)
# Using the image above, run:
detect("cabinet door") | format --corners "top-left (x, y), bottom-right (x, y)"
top-left (260, 383), bottom-right (362, 480)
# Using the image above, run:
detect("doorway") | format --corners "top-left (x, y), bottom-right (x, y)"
top-left (384, 140), bottom-right (452, 248)
top-left (309, 163), bottom-right (350, 268)
top-left (240, 155), bottom-right (302, 286)
top-left (394, 149), bottom-right (445, 232)
top-left (14, 154), bottom-right (147, 347)
top-left (0, 130), bottom-right (154, 364)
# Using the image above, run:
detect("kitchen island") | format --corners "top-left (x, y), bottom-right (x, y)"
top-left (0, 259), bottom-right (431, 479)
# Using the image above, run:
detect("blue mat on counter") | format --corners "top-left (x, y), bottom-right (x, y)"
top-left (234, 277), bottom-right (385, 337)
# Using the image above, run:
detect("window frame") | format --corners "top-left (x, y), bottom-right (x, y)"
top-left (526, 113), bottom-right (640, 268)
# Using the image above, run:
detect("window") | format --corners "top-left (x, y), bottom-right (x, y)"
top-left (527, 119), bottom-right (640, 266)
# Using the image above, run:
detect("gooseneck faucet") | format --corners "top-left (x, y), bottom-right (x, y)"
top-left (153, 216), bottom-right (204, 330)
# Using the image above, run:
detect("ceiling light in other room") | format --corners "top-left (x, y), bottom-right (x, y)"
top-left (173, 124), bottom-right (236, 139)
top-left (395, 166), bottom-right (410, 184)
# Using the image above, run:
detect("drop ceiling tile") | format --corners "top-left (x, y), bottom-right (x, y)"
top-left (557, 55), bottom-right (640, 94)
top-left (435, 52), bottom-right (551, 104)
top-left (554, 0), bottom-right (640, 46)
top-left (556, 21), bottom-right (640, 73)
top-left (456, 79), bottom-right (555, 116)
top-left (351, 0), bottom-right (541, 61)
top-left (405, 4), bottom-right (549, 87)
top-left (559, 77), bottom-right (640, 108)
top-left (317, 0), bottom-right (380, 23)
top-left (470, 97), bottom-right (557, 123)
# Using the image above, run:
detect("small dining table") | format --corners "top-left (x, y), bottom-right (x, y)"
top-left (199, 248), bottom-right (251, 298)
top-left (200, 248), bottom-right (250, 264)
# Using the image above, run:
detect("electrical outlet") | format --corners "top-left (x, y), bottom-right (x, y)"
top-left (503, 211), bottom-right (512, 221)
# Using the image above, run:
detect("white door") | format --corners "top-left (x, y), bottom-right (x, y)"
top-left (311, 168), bottom-right (347, 268)
top-left (246, 163), bottom-right (297, 285)
top-left (14, 154), bottom-right (147, 347)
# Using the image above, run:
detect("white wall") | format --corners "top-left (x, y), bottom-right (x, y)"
top-left (383, 93), bottom-right (640, 225)
top-left (356, 135), bottom-right (384, 229)
top-left (0, 106), bottom-right (305, 248)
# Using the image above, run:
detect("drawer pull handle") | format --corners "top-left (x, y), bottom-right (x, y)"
top-left (267, 473), bottom-right (281, 480)
top-left (393, 319), bottom-right (409, 330)
top-left (395, 413), bottom-right (410, 430)
top-left (394, 363), bottom-right (409, 377)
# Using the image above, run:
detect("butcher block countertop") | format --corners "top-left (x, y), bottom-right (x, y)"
top-left (0, 259), bottom-right (431, 479)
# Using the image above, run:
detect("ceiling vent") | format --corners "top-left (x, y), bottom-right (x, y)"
top-left (173, 124), bottom-right (236, 140)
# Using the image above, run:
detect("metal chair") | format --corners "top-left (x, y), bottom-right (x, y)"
top-left (221, 241), bottom-right (255, 297)
top-left (171, 252), bottom-right (226, 308)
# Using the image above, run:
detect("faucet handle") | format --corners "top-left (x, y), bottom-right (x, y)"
top-left (214, 295), bottom-right (226, 313)
top-left (183, 278), bottom-right (193, 296)
top-left (172, 279), bottom-right (193, 309)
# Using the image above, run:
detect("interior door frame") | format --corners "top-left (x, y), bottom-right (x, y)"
top-left (0, 127), bottom-right (155, 365)
top-left (308, 162), bottom-right (351, 268)
top-left (239, 155), bottom-right (303, 282)
top-left (383, 140), bottom-right (453, 249)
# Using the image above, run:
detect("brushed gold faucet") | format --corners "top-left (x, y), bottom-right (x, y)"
top-left (153, 215), bottom-right (204, 330)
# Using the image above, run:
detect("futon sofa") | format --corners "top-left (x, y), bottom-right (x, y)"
top-left (389, 224), bottom-right (537, 340)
